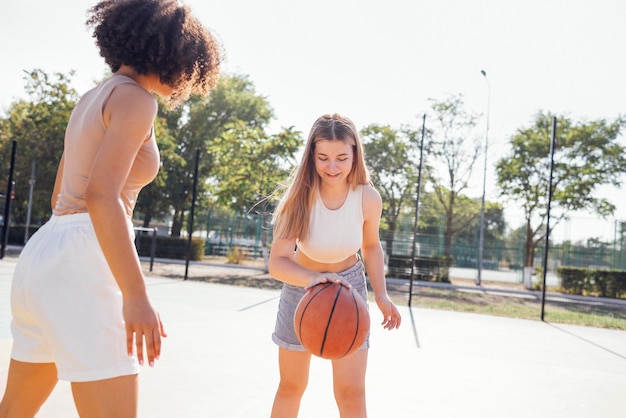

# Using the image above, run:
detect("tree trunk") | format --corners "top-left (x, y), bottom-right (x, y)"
top-left (444, 208), bottom-right (453, 259)
top-left (521, 218), bottom-right (535, 289)
top-left (524, 219), bottom-right (534, 268)
top-left (171, 209), bottom-right (184, 237)
top-left (142, 213), bottom-right (152, 228)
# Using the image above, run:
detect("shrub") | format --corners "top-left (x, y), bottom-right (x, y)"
top-left (226, 245), bottom-right (247, 264)
top-left (558, 266), bottom-right (626, 299)
top-left (387, 255), bottom-right (451, 282)
top-left (136, 235), bottom-right (205, 261)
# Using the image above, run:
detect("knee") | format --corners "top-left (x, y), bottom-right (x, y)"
top-left (334, 382), bottom-right (366, 407)
top-left (276, 377), bottom-right (308, 399)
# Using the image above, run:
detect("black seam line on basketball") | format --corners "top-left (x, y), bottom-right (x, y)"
top-left (298, 282), bottom-right (332, 342)
top-left (320, 285), bottom-right (342, 357)
top-left (342, 291), bottom-right (360, 357)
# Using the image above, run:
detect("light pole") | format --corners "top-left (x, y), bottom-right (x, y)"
top-left (477, 69), bottom-right (490, 286)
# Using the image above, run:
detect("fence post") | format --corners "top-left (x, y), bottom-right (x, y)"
top-left (134, 226), bottom-right (158, 272)
top-left (150, 227), bottom-right (157, 272)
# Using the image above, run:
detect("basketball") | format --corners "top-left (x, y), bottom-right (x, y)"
top-left (294, 281), bottom-right (370, 360)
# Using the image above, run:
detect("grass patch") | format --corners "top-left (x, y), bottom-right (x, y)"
top-left (387, 285), bottom-right (626, 330)
top-left (143, 258), bottom-right (626, 331)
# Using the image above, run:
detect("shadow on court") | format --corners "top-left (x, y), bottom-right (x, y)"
top-left (1, 258), bottom-right (625, 417)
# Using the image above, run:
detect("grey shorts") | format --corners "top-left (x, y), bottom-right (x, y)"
top-left (272, 260), bottom-right (370, 352)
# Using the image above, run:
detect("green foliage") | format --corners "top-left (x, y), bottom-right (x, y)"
top-left (387, 255), bottom-right (452, 283)
top-left (558, 266), bottom-right (626, 298)
top-left (149, 73), bottom-right (278, 236)
top-left (409, 285), bottom-right (626, 329)
top-left (453, 201), bottom-right (507, 267)
top-left (496, 112), bottom-right (626, 267)
top-left (209, 121), bottom-right (302, 211)
top-left (226, 245), bottom-right (247, 264)
top-left (0, 69), bottom-right (79, 224)
top-left (425, 94), bottom-right (481, 258)
top-left (361, 124), bottom-right (420, 256)
top-left (136, 235), bottom-right (205, 261)
top-left (5, 69), bottom-right (625, 283)
top-left (134, 103), bottom-right (182, 227)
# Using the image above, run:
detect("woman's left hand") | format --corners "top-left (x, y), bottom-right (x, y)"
top-left (375, 295), bottom-right (402, 330)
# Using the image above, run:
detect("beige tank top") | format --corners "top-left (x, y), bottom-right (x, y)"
top-left (53, 75), bottom-right (160, 217)
top-left (297, 185), bottom-right (364, 263)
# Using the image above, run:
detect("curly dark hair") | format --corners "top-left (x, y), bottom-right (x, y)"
top-left (86, 0), bottom-right (222, 106)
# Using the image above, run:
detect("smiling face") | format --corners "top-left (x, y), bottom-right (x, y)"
top-left (313, 139), bottom-right (354, 186)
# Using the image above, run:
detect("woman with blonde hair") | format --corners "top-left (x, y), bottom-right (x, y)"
top-left (0, 1), bottom-right (221, 417)
top-left (269, 113), bottom-right (402, 417)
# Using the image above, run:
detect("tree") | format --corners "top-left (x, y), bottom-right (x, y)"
top-left (147, 74), bottom-right (275, 236)
top-left (454, 201), bottom-right (506, 268)
top-left (209, 122), bottom-right (301, 211)
top-left (209, 121), bottom-right (302, 269)
top-left (0, 69), bottom-right (79, 229)
top-left (361, 124), bottom-right (421, 258)
top-left (496, 111), bottom-right (626, 274)
top-left (427, 94), bottom-right (481, 259)
top-left (134, 111), bottom-right (181, 227)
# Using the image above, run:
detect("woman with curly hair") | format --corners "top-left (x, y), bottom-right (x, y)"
top-left (269, 114), bottom-right (402, 417)
top-left (0, 1), bottom-right (221, 417)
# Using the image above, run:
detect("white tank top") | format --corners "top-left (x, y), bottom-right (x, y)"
top-left (297, 185), bottom-right (364, 263)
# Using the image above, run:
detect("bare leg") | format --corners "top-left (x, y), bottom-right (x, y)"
top-left (332, 349), bottom-right (368, 418)
top-left (0, 360), bottom-right (58, 418)
top-left (270, 348), bottom-right (312, 418)
top-left (71, 374), bottom-right (138, 418)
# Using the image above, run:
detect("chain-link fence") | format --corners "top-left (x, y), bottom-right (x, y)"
top-left (197, 210), bottom-right (626, 329)
top-left (201, 211), bottom-right (625, 278)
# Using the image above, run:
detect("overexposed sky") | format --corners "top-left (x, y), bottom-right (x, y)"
top-left (1, 0), bottom-right (625, 239)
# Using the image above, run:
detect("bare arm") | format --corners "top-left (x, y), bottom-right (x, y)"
top-left (268, 237), bottom-right (323, 287)
top-left (360, 185), bottom-right (401, 329)
top-left (85, 83), bottom-right (165, 365)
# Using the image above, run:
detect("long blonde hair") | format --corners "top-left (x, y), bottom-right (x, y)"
top-left (272, 114), bottom-right (371, 240)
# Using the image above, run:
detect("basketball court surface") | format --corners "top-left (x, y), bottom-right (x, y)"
top-left (1, 257), bottom-right (624, 417)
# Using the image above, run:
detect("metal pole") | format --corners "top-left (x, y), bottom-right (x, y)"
top-left (205, 207), bottom-right (212, 255)
top-left (25, 160), bottom-right (36, 244)
top-left (184, 148), bottom-right (201, 280)
top-left (619, 222), bottom-right (625, 269)
top-left (477, 70), bottom-right (490, 286)
top-left (541, 117), bottom-right (557, 321)
top-left (134, 226), bottom-right (158, 272)
top-left (614, 220), bottom-right (618, 269)
top-left (1, 141), bottom-right (17, 259)
top-left (150, 227), bottom-right (157, 272)
top-left (408, 114), bottom-right (426, 307)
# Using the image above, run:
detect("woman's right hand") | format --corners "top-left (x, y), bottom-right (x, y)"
top-left (123, 295), bottom-right (167, 367)
top-left (305, 273), bottom-right (352, 290)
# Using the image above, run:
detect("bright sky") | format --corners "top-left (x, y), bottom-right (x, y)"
top-left (1, 0), bottom-right (625, 241)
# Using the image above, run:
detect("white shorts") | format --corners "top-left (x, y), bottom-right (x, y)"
top-left (10, 213), bottom-right (139, 382)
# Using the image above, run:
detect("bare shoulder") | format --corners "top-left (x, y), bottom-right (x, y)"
top-left (105, 82), bottom-right (158, 124)
top-left (362, 184), bottom-right (381, 203)
top-left (361, 184), bottom-right (382, 214)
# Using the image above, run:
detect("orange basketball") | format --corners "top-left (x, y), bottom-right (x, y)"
top-left (294, 281), bottom-right (370, 360)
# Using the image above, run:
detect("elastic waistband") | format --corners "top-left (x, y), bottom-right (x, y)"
top-left (47, 213), bottom-right (92, 227)
top-left (338, 259), bottom-right (364, 277)
top-left (47, 213), bottom-right (135, 233)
